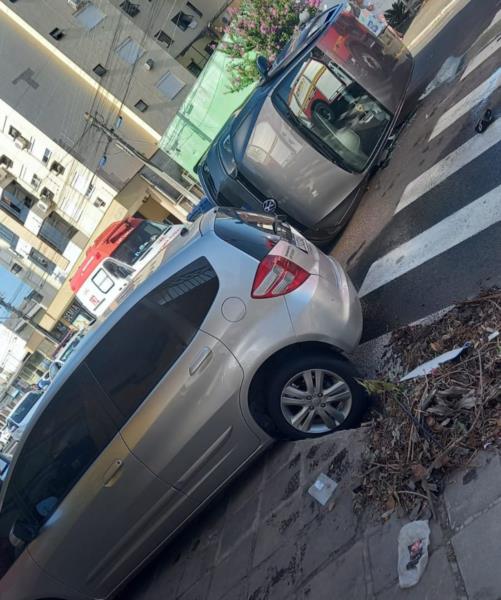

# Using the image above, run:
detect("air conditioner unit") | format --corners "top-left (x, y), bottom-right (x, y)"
top-left (144, 58), bottom-right (154, 71)
top-left (37, 198), bottom-right (54, 214)
top-left (40, 187), bottom-right (55, 202)
top-left (14, 136), bottom-right (29, 150)
top-left (68, 0), bottom-right (86, 10)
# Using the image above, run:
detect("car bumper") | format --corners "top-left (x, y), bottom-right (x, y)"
top-left (285, 255), bottom-right (363, 354)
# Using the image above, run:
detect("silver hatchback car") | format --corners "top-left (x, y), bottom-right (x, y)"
top-left (0, 209), bottom-right (364, 600)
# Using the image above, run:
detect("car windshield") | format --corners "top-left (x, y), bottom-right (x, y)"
top-left (9, 392), bottom-right (42, 426)
top-left (272, 48), bottom-right (391, 172)
top-left (111, 221), bottom-right (170, 266)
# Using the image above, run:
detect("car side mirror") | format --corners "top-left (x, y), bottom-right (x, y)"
top-left (9, 519), bottom-right (37, 548)
top-left (48, 362), bottom-right (61, 381)
top-left (256, 55), bottom-right (270, 80)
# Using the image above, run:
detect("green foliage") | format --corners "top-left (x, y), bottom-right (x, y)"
top-left (384, 1), bottom-right (411, 29)
top-left (359, 379), bottom-right (402, 397)
top-left (220, 0), bottom-right (321, 93)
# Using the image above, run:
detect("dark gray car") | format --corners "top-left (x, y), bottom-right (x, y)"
top-left (198, 4), bottom-right (413, 244)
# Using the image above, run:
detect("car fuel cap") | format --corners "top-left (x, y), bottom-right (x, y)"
top-left (221, 297), bottom-right (246, 322)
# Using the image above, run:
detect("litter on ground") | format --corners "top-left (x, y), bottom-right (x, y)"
top-left (354, 289), bottom-right (501, 519)
top-left (397, 520), bottom-right (430, 588)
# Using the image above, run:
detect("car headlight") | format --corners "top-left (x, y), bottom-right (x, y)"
top-left (218, 134), bottom-right (237, 176)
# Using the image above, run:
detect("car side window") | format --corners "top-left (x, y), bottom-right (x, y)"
top-left (86, 257), bottom-right (219, 422)
top-left (3, 365), bottom-right (117, 527)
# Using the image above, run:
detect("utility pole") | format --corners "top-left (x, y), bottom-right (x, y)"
top-left (0, 296), bottom-right (59, 344)
top-left (84, 112), bottom-right (200, 206)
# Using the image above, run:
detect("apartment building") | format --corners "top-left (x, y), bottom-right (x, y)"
top-left (0, 0), bottom-right (214, 388)
top-left (106, 0), bottom-right (233, 74)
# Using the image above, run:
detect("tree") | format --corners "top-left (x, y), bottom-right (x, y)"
top-left (219, 0), bottom-right (321, 93)
top-left (384, 1), bottom-right (411, 31)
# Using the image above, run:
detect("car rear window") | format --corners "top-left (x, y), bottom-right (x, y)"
top-left (214, 209), bottom-right (292, 260)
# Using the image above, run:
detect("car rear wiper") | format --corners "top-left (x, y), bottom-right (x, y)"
top-left (272, 216), bottom-right (293, 241)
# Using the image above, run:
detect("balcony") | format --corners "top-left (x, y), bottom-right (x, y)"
top-left (38, 212), bottom-right (77, 254)
top-left (0, 180), bottom-right (36, 225)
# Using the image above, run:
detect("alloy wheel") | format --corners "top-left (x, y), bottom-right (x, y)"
top-left (280, 369), bottom-right (352, 434)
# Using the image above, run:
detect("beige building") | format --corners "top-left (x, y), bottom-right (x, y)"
top-left (0, 0), bottom-right (216, 386)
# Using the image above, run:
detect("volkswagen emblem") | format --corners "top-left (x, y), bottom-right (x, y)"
top-left (262, 198), bottom-right (277, 214)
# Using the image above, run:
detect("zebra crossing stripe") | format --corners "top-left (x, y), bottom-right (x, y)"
top-left (430, 68), bottom-right (501, 140)
top-left (488, 8), bottom-right (501, 29)
top-left (461, 35), bottom-right (501, 80)
top-left (359, 184), bottom-right (501, 297)
top-left (396, 118), bottom-right (501, 213)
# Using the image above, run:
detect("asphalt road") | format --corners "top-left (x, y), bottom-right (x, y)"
top-left (331, 0), bottom-right (501, 341)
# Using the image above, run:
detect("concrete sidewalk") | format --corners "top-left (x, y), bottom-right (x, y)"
top-left (404, 0), bottom-right (472, 54)
top-left (119, 424), bottom-right (501, 600)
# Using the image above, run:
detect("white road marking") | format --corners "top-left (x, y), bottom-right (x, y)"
top-left (461, 35), bottom-right (501, 80)
top-left (406, 0), bottom-right (469, 51)
top-left (430, 68), bottom-right (501, 140)
top-left (396, 118), bottom-right (501, 213)
top-left (359, 184), bottom-right (501, 297)
top-left (488, 8), bottom-right (501, 29)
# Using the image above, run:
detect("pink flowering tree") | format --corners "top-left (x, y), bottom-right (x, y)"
top-left (220, 0), bottom-right (321, 93)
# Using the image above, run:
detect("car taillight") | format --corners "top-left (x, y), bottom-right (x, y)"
top-left (251, 254), bottom-right (310, 299)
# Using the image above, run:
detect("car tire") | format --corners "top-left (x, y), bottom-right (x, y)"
top-left (265, 352), bottom-right (368, 440)
top-left (302, 226), bottom-right (339, 249)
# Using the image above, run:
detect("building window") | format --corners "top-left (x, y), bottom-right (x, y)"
top-left (93, 63), bottom-right (107, 77)
top-left (0, 223), bottom-right (18, 249)
top-left (85, 183), bottom-right (94, 198)
top-left (8, 126), bottom-right (20, 139)
top-left (187, 60), bottom-right (202, 77)
top-left (154, 30), bottom-right (173, 47)
top-left (11, 263), bottom-right (23, 275)
top-left (49, 28), bottom-right (65, 41)
top-left (72, 172), bottom-right (91, 195)
top-left (31, 174), bottom-right (42, 190)
top-left (156, 72), bottom-right (186, 100)
top-left (205, 42), bottom-right (216, 56)
top-left (134, 99), bottom-right (148, 113)
top-left (26, 290), bottom-right (44, 303)
top-left (116, 37), bottom-right (145, 65)
top-left (50, 161), bottom-right (65, 175)
top-left (28, 249), bottom-right (56, 274)
top-left (171, 11), bottom-right (197, 31)
top-left (0, 155), bottom-right (13, 169)
top-left (186, 2), bottom-right (202, 17)
top-left (120, 1), bottom-right (140, 17)
top-left (75, 3), bottom-right (106, 30)
top-left (42, 148), bottom-right (52, 165)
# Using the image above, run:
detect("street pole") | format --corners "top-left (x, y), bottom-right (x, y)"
top-left (0, 296), bottom-right (59, 344)
top-left (84, 112), bottom-right (200, 206)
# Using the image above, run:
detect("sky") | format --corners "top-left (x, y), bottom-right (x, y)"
top-left (0, 265), bottom-right (31, 320)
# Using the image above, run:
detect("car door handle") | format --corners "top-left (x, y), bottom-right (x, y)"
top-left (103, 459), bottom-right (123, 488)
top-left (189, 347), bottom-right (213, 376)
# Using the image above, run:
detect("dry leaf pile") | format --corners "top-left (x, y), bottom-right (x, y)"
top-left (354, 290), bottom-right (501, 519)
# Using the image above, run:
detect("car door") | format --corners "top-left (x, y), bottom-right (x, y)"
top-left (2, 365), bottom-right (193, 599)
top-left (86, 255), bottom-right (261, 506)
